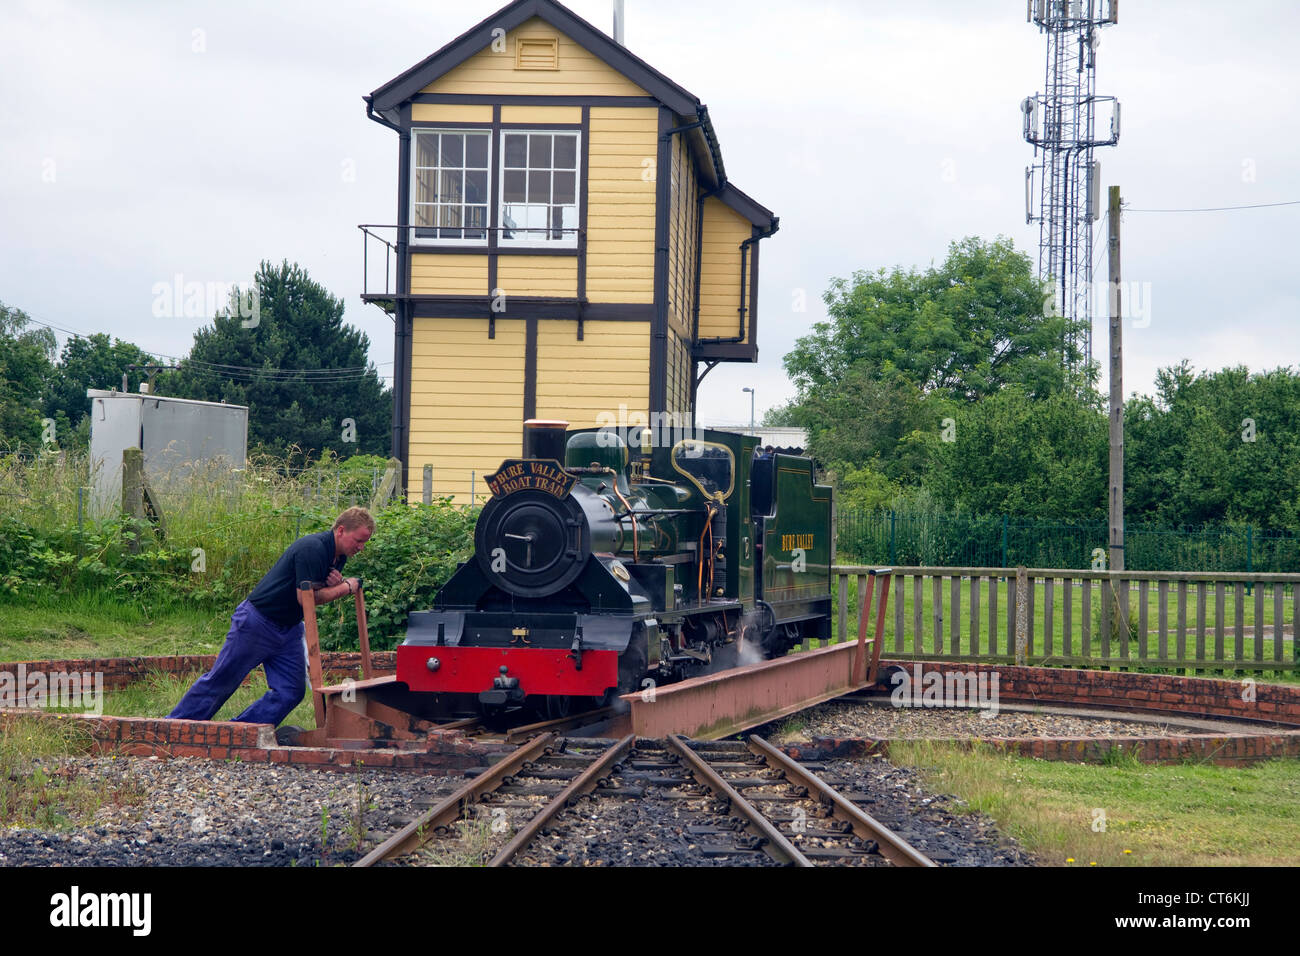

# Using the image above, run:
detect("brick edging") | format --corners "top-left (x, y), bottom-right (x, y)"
top-left (0, 653), bottom-right (398, 689)
top-left (5, 656), bottom-right (1296, 768)
top-left (780, 659), bottom-right (1300, 765)
top-left (879, 660), bottom-right (1300, 726)
top-left (0, 710), bottom-right (497, 772)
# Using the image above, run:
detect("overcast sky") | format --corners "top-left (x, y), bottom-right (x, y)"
top-left (3, 0), bottom-right (1297, 430)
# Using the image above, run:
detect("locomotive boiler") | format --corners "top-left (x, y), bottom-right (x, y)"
top-left (394, 420), bottom-right (832, 717)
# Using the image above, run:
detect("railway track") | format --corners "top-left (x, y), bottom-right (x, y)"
top-left (429, 706), bottom-right (617, 745)
top-left (356, 733), bottom-right (935, 868)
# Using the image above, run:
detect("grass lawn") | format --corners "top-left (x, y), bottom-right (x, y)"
top-left (890, 740), bottom-right (1300, 866)
top-left (0, 592), bottom-right (230, 662)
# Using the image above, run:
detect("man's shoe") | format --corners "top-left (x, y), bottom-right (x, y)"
top-left (275, 725), bottom-right (306, 746)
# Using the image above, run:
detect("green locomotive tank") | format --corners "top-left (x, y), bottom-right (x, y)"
top-left (397, 420), bottom-right (832, 717)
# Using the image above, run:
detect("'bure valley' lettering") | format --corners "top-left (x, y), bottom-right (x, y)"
top-left (489, 460), bottom-right (573, 499)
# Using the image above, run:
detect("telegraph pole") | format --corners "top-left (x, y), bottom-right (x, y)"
top-left (1107, 185), bottom-right (1124, 573)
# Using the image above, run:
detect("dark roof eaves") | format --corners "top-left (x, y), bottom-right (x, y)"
top-left (370, 0), bottom-right (700, 116)
top-left (716, 182), bottom-right (777, 228)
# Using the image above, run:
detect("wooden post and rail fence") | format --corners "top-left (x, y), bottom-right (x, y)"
top-left (826, 565), bottom-right (1298, 675)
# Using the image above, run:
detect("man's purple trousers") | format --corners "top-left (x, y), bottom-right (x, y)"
top-left (168, 600), bottom-right (306, 726)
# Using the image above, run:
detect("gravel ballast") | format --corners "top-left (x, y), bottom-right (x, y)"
top-left (0, 756), bottom-right (461, 867)
top-left (3, 737), bottom-right (1038, 867)
top-left (772, 701), bottom-right (1212, 743)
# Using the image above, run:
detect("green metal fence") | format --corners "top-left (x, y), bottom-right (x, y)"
top-left (836, 511), bottom-right (1300, 573)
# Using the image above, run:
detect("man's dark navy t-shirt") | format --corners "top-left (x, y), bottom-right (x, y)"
top-left (247, 530), bottom-right (346, 628)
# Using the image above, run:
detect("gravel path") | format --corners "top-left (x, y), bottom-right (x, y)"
top-left (772, 701), bottom-right (1196, 743)
top-left (0, 756), bottom-right (461, 867)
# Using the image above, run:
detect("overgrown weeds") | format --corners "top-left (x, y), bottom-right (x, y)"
top-left (0, 715), bottom-right (145, 829)
top-left (0, 449), bottom-right (477, 654)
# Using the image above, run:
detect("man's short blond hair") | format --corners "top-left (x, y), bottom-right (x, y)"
top-left (334, 506), bottom-right (376, 534)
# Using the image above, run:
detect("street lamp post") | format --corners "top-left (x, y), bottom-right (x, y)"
top-left (742, 387), bottom-right (755, 435)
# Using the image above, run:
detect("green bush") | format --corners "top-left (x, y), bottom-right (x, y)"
top-left (316, 499), bottom-right (476, 651)
top-left (305, 452), bottom-right (391, 507)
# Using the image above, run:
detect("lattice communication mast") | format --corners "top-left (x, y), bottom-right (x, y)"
top-left (1022, 0), bottom-right (1120, 366)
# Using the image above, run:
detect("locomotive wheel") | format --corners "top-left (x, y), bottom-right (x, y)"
top-left (755, 600), bottom-right (790, 658)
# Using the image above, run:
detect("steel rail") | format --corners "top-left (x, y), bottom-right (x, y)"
top-left (489, 734), bottom-right (637, 866)
top-left (501, 707), bottom-right (616, 744)
top-left (665, 734), bottom-right (813, 867)
top-left (436, 716), bottom-right (485, 732)
top-left (748, 735), bottom-right (937, 868)
top-left (353, 732), bottom-right (555, 867)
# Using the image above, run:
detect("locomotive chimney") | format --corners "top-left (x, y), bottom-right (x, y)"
top-left (523, 419), bottom-right (569, 462)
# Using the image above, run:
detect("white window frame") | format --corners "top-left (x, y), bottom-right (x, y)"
top-left (409, 127), bottom-right (493, 247)
top-left (497, 128), bottom-right (581, 250)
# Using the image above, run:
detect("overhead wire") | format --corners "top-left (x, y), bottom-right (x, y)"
top-left (1126, 199), bottom-right (1300, 213)
top-left (11, 310), bottom-right (392, 383)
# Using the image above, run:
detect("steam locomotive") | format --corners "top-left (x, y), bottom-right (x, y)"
top-left (394, 419), bottom-right (832, 718)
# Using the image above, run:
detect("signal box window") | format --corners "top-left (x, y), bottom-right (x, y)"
top-left (413, 130), bottom-right (490, 242)
top-left (501, 131), bottom-right (579, 246)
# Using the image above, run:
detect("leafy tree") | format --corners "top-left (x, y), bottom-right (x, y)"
top-left (785, 236), bottom-right (1092, 403)
top-left (43, 333), bottom-right (158, 442)
top-left (162, 261), bottom-right (392, 460)
top-left (1126, 363), bottom-right (1300, 527)
top-left (786, 365), bottom-right (944, 485)
top-left (0, 302), bottom-right (57, 450)
top-left (925, 387), bottom-right (1107, 519)
top-left (760, 402), bottom-right (800, 427)
top-left (827, 460), bottom-right (900, 512)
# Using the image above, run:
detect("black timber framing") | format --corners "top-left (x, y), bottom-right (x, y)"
top-left (650, 106), bottom-right (671, 418)
top-left (407, 119), bottom-right (581, 131)
top-left (406, 299), bottom-right (651, 321)
top-left (577, 105), bottom-right (590, 340)
top-left (394, 114), bottom-right (412, 490)
top-left (412, 94), bottom-right (660, 107)
top-left (749, 223), bottom-right (760, 350)
top-left (488, 105), bottom-right (501, 338)
top-left (409, 247), bottom-right (576, 256)
top-left (692, 342), bottom-right (754, 360)
top-left (523, 316), bottom-right (538, 424)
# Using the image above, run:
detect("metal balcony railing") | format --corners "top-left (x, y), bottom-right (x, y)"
top-left (358, 223), bottom-right (583, 303)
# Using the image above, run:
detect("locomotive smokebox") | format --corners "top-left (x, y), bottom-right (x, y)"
top-left (523, 419), bottom-right (570, 462)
